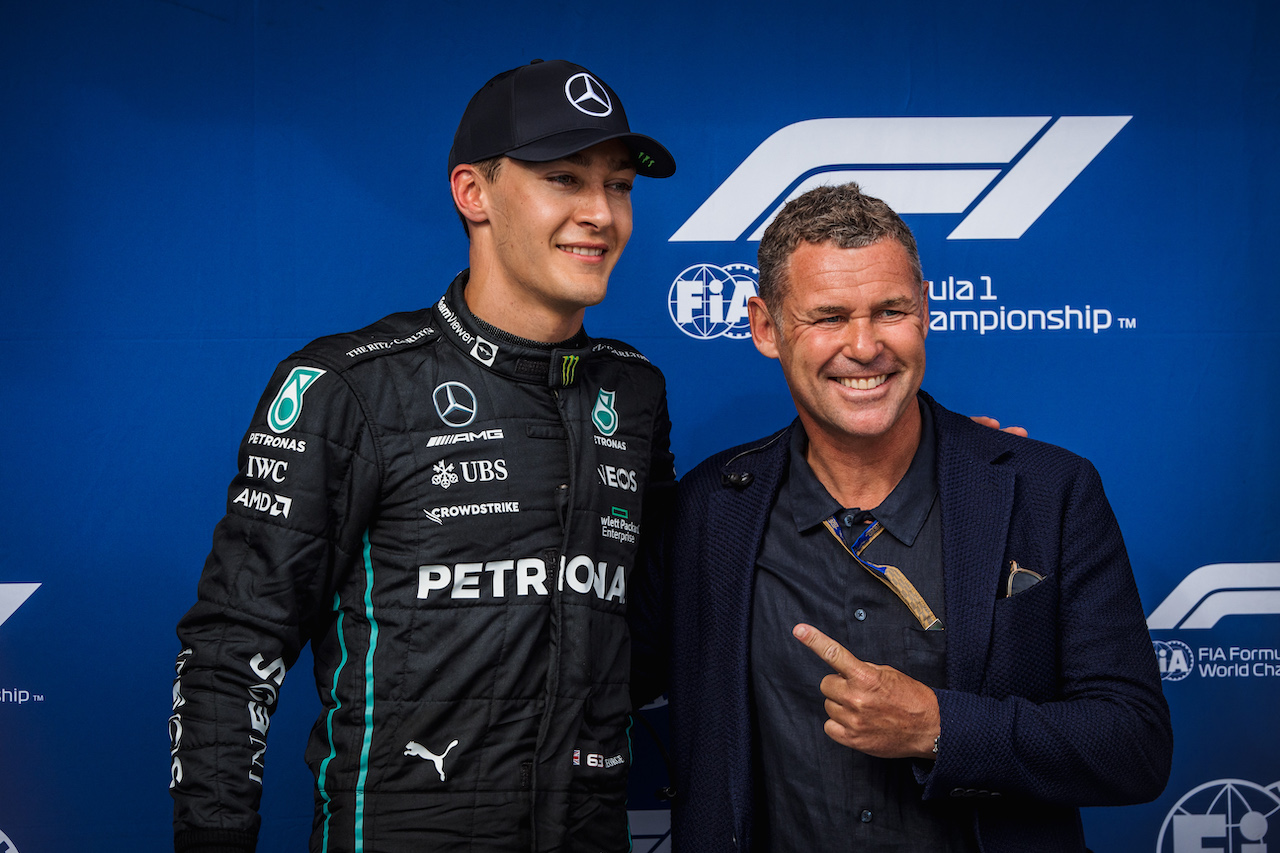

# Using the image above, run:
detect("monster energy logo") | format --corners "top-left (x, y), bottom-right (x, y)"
top-left (268, 367), bottom-right (326, 434)
top-left (561, 355), bottom-right (580, 385)
top-left (592, 388), bottom-right (618, 436)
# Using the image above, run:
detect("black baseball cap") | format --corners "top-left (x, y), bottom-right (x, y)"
top-left (448, 59), bottom-right (676, 178)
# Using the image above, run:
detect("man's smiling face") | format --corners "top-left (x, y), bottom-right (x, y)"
top-left (749, 238), bottom-right (928, 449)
top-left (478, 139), bottom-right (636, 320)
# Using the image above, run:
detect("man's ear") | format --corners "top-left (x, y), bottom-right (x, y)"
top-left (748, 296), bottom-right (781, 360)
top-left (450, 164), bottom-right (489, 227)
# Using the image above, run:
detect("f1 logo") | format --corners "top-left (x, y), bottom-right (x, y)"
top-left (670, 116), bottom-right (1131, 242)
top-left (0, 583), bottom-right (39, 629)
top-left (1147, 563), bottom-right (1280, 629)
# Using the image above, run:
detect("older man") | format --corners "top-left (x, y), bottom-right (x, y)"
top-left (631, 183), bottom-right (1172, 853)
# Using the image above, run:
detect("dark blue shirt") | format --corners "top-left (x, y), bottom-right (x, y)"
top-left (750, 399), bottom-right (977, 852)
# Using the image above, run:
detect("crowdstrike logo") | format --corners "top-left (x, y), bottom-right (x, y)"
top-left (670, 116), bottom-right (1131, 242)
top-left (0, 583), bottom-right (39, 630)
top-left (1147, 563), bottom-right (1280, 629)
top-left (565, 72), bottom-right (612, 117)
top-left (1157, 779), bottom-right (1280, 853)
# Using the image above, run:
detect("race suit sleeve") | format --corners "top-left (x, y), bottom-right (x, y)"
top-left (919, 459), bottom-right (1173, 807)
top-left (628, 389), bottom-right (676, 711)
top-left (170, 357), bottom-right (382, 852)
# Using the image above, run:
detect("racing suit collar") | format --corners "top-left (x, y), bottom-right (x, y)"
top-left (433, 271), bottom-right (592, 387)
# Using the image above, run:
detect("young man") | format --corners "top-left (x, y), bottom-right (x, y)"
top-left (170, 59), bottom-right (676, 853)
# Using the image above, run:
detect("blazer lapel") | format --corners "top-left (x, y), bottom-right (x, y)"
top-left (936, 416), bottom-right (1015, 694)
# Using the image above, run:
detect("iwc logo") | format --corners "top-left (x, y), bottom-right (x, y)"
top-left (564, 72), bottom-right (612, 117)
top-left (268, 367), bottom-right (326, 434)
top-left (1158, 778), bottom-right (1280, 853)
top-left (592, 389), bottom-right (619, 436)
top-left (669, 263), bottom-right (758, 340)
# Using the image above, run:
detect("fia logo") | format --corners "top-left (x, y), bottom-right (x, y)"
top-left (1158, 779), bottom-right (1280, 853)
top-left (592, 389), bottom-right (619, 437)
top-left (1153, 640), bottom-right (1194, 682)
top-left (668, 263), bottom-right (757, 341)
top-left (268, 367), bottom-right (326, 434)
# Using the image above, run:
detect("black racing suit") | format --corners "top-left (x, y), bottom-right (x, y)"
top-left (170, 272), bottom-right (676, 852)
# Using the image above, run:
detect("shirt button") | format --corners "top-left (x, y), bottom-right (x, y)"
top-left (854, 608), bottom-right (867, 621)
top-left (842, 513), bottom-right (858, 527)
top-left (860, 809), bottom-right (873, 823)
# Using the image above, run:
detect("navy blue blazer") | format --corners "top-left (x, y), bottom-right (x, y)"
top-left (630, 392), bottom-right (1172, 853)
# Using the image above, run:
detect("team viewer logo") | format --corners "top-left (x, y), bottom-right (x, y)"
top-left (669, 263), bottom-right (757, 340)
top-left (268, 367), bottom-right (326, 434)
top-left (592, 389), bottom-right (619, 436)
top-left (1158, 779), bottom-right (1280, 853)
top-left (670, 116), bottom-right (1131, 242)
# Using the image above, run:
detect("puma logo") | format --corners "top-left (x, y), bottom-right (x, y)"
top-left (404, 739), bottom-right (459, 781)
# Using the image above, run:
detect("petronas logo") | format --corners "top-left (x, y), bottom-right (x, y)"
top-left (268, 367), bottom-right (326, 434)
top-left (591, 388), bottom-right (618, 436)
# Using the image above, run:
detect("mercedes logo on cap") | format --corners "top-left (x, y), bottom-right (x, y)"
top-left (564, 72), bottom-right (613, 117)
top-left (433, 381), bottom-right (478, 428)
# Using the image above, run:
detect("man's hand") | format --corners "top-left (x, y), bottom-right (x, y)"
top-left (969, 415), bottom-right (1029, 437)
top-left (793, 623), bottom-right (940, 759)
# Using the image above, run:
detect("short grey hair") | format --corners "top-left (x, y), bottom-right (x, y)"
top-left (756, 182), bottom-right (923, 317)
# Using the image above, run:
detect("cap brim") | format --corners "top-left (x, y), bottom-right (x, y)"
top-left (505, 129), bottom-right (676, 178)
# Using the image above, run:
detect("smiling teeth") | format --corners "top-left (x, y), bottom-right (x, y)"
top-left (561, 246), bottom-right (604, 256)
top-left (839, 375), bottom-right (887, 390)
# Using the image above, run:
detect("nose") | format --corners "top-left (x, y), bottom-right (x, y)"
top-left (575, 183), bottom-right (613, 230)
top-left (842, 318), bottom-right (882, 363)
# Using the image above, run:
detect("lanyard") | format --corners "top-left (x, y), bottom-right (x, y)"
top-left (822, 516), bottom-right (943, 632)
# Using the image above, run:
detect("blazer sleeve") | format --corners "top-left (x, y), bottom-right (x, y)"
top-left (921, 457), bottom-right (1173, 807)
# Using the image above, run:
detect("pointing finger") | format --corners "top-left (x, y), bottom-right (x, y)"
top-left (793, 623), bottom-right (860, 677)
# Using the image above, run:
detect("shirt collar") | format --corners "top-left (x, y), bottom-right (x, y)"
top-left (433, 270), bottom-right (592, 386)
top-left (787, 397), bottom-right (938, 547)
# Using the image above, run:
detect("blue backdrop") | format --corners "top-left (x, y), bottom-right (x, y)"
top-left (1, 2), bottom-right (1277, 851)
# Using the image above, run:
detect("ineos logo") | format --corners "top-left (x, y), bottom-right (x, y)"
top-left (564, 72), bottom-right (612, 117)
top-left (433, 381), bottom-right (478, 428)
